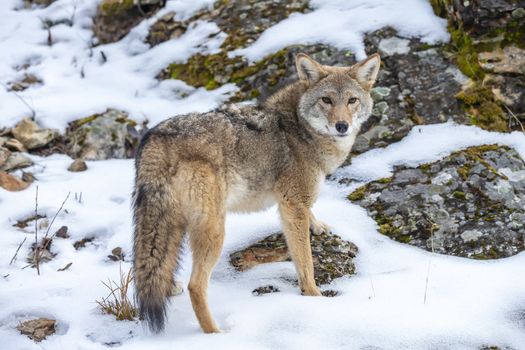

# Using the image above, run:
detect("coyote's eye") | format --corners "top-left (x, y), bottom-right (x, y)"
top-left (348, 97), bottom-right (358, 104)
top-left (321, 97), bottom-right (332, 104)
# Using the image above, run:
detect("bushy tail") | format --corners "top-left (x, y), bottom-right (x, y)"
top-left (132, 178), bottom-right (183, 333)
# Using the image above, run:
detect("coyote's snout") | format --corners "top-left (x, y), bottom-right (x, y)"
top-left (132, 53), bottom-right (381, 333)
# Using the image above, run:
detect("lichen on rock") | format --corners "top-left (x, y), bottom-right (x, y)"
top-left (230, 231), bottom-right (358, 286)
top-left (65, 109), bottom-right (140, 160)
top-left (348, 144), bottom-right (525, 259)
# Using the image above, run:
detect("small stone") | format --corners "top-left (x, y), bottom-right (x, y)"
top-left (108, 246), bottom-right (124, 261)
top-left (4, 138), bottom-right (26, 152)
top-left (252, 285), bottom-right (280, 296)
top-left (0, 152), bottom-right (33, 172)
top-left (17, 318), bottom-right (56, 342)
top-left (0, 147), bottom-right (10, 167)
top-left (74, 237), bottom-right (94, 250)
top-left (12, 118), bottom-right (58, 150)
top-left (22, 172), bottom-right (36, 183)
top-left (0, 171), bottom-right (29, 191)
top-left (170, 281), bottom-right (184, 296)
top-left (55, 226), bottom-right (69, 238)
top-left (67, 159), bottom-right (87, 172)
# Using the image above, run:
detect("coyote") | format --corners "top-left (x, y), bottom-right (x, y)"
top-left (133, 53), bottom-right (380, 333)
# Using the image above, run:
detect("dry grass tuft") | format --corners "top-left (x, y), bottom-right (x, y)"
top-left (96, 266), bottom-right (137, 321)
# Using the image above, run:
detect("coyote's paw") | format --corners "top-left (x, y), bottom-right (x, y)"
top-left (309, 215), bottom-right (331, 236)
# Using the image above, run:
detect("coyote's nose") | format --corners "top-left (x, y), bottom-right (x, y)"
top-left (335, 121), bottom-right (349, 134)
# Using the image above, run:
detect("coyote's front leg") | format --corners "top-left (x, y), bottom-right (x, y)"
top-left (309, 210), bottom-right (331, 235)
top-left (279, 201), bottom-right (321, 296)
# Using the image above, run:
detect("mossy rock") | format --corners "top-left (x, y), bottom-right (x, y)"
top-left (230, 231), bottom-right (358, 285)
top-left (348, 144), bottom-right (525, 259)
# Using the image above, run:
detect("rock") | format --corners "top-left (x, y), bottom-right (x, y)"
top-left (93, 0), bottom-right (165, 44)
top-left (108, 247), bottom-right (124, 261)
top-left (348, 145), bottom-right (525, 259)
top-left (0, 147), bottom-right (10, 167)
top-left (28, 238), bottom-right (55, 264)
top-left (17, 318), bottom-right (56, 342)
top-left (8, 73), bottom-right (42, 92)
top-left (4, 138), bottom-right (26, 152)
top-left (432, 0), bottom-right (524, 41)
top-left (65, 109), bottom-right (140, 160)
top-left (67, 159), bottom-right (87, 172)
top-left (13, 214), bottom-right (46, 228)
top-left (55, 226), bottom-right (69, 239)
top-left (146, 12), bottom-right (188, 46)
top-left (157, 0), bottom-right (310, 100)
top-left (252, 285), bottom-right (280, 296)
top-left (0, 171), bottom-right (29, 191)
top-left (230, 231), bottom-right (358, 285)
top-left (73, 237), bottom-right (94, 250)
top-left (11, 119), bottom-right (59, 150)
top-left (22, 172), bottom-right (36, 183)
top-left (170, 281), bottom-right (184, 296)
top-left (430, 0), bottom-right (525, 130)
top-left (479, 45), bottom-right (525, 75)
top-left (0, 152), bottom-right (33, 172)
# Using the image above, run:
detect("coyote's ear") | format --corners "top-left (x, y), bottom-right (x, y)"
top-left (352, 53), bottom-right (381, 91)
top-left (296, 53), bottom-right (325, 83)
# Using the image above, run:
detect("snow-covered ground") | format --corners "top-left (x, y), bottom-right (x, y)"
top-left (1, 0), bottom-right (524, 349)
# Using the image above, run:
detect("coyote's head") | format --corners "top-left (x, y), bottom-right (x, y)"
top-left (296, 53), bottom-right (380, 138)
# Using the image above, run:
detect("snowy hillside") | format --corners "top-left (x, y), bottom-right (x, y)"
top-left (1, 0), bottom-right (524, 349)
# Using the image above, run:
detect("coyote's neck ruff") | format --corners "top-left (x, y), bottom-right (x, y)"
top-left (133, 53), bottom-right (381, 334)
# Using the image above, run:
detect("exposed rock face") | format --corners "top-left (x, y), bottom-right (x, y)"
top-left (348, 145), bottom-right (525, 259)
top-left (65, 109), bottom-right (140, 160)
top-left (93, 0), bottom-right (165, 44)
top-left (17, 318), bottom-right (56, 342)
top-left (431, 0), bottom-right (525, 128)
top-left (155, 0), bottom-right (310, 101)
top-left (230, 231), bottom-right (358, 285)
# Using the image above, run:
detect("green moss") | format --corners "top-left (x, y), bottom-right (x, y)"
top-left (459, 144), bottom-right (509, 180)
top-left (420, 163), bottom-right (432, 174)
top-left (448, 26), bottom-right (486, 80)
top-left (453, 191), bottom-right (466, 199)
top-left (99, 0), bottom-right (134, 16)
top-left (377, 177), bottom-right (393, 184)
top-left (457, 165), bottom-right (470, 180)
top-left (70, 115), bottom-right (99, 130)
top-left (347, 185), bottom-right (369, 202)
top-left (456, 83), bottom-right (508, 132)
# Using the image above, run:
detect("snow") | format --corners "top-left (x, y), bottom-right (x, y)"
top-left (1, 0), bottom-right (524, 349)
top-left (232, 0), bottom-right (449, 61)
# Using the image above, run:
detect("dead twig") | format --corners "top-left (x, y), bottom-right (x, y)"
top-left (33, 186), bottom-right (40, 275)
top-left (423, 214), bottom-right (438, 305)
top-left (10, 237), bottom-right (27, 265)
top-left (503, 103), bottom-right (525, 133)
top-left (0, 81), bottom-right (36, 120)
top-left (33, 191), bottom-right (71, 275)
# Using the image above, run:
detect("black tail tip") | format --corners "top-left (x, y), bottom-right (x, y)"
top-left (139, 300), bottom-right (166, 333)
